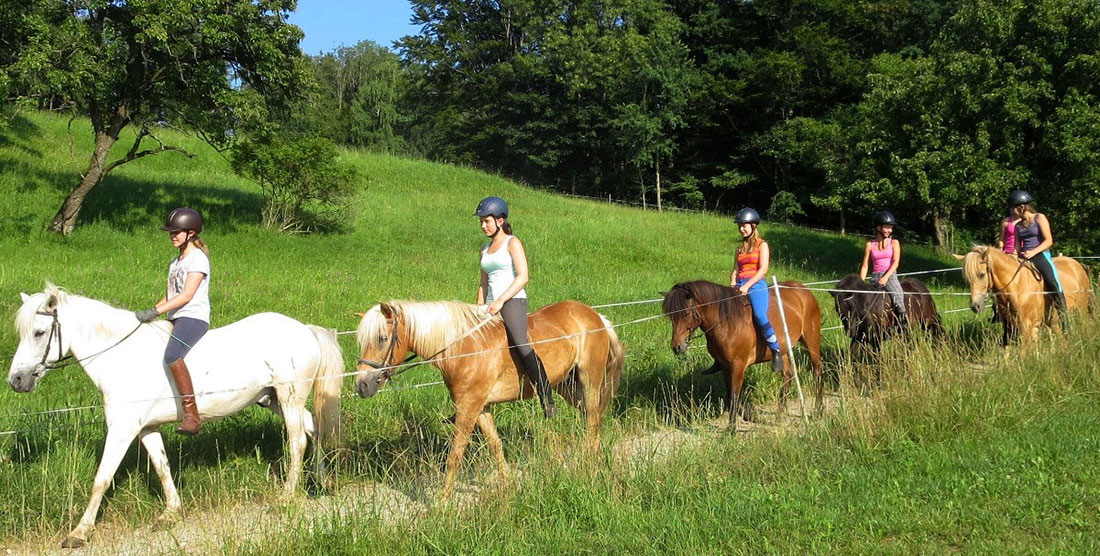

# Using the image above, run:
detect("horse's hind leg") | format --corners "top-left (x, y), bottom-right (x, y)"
top-left (63, 425), bottom-right (139, 548)
top-left (275, 384), bottom-right (310, 499)
top-left (138, 429), bottom-right (182, 525)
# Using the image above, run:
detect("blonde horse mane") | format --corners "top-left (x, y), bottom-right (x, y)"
top-left (959, 245), bottom-right (993, 286)
top-left (356, 300), bottom-right (500, 357)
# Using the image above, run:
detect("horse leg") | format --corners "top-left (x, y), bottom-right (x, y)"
top-left (278, 397), bottom-right (309, 500)
top-left (802, 335), bottom-right (825, 417)
top-left (442, 394), bottom-right (486, 500)
top-left (727, 360), bottom-right (748, 430)
top-left (476, 410), bottom-right (510, 475)
top-left (62, 425), bottom-right (139, 548)
top-left (138, 429), bottom-right (182, 526)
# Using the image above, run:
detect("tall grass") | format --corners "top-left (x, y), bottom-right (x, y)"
top-left (1, 111), bottom-right (1076, 551)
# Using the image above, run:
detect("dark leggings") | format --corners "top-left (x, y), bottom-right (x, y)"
top-left (499, 298), bottom-right (546, 383)
top-left (164, 317), bottom-right (209, 364)
top-left (1027, 251), bottom-right (1063, 294)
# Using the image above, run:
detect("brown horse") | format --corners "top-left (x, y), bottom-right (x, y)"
top-left (956, 246), bottom-right (1092, 344)
top-left (832, 274), bottom-right (943, 363)
top-left (662, 280), bottom-right (824, 424)
top-left (354, 299), bottom-right (623, 496)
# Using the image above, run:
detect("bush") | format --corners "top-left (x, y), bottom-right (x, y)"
top-left (231, 133), bottom-right (358, 233)
top-left (768, 190), bottom-right (805, 223)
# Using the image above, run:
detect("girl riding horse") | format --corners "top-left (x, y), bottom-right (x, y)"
top-left (1009, 190), bottom-right (1068, 323)
top-left (731, 207), bottom-right (783, 373)
top-left (859, 211), bottom-right (907, 329)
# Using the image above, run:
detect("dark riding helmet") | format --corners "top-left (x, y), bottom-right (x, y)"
top-left (474, 196), bottom-right (509, 218)
top-left (873, 211), bottom-right (896, 226)
top-left (734, 207), bottom-right (761, 225)
top-left (1006, 189), bottom-right (1033, 208)
top-left (160, 207), bottom-right (203, 234)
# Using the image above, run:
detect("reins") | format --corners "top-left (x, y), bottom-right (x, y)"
top-left (33, 310), bottom-right (144, 375)
top-left (358, 312), bottom-right (496, 380)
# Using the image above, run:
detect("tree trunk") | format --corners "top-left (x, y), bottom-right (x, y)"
top-left (839, 210), bottom-right (846, 235)
top-left (932, 209), bottom-right (954, 253)
top-left (48, 131), bottom-right (117, 235)
top-left (655, 160), bottom-right (663, 212)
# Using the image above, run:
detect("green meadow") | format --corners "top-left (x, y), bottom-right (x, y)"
top-left (2, 112), bottom-right (1098, 552)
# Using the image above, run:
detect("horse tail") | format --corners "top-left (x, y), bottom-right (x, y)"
top-left (307, 325), bottom-right (343, 452)
top-left (598, 314), bottom-right (624, 415)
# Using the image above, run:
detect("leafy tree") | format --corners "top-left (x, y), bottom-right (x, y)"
top-left (231, 132), bottom-right (357, 233)
top-left (2, 0), bottom-right (308, 235)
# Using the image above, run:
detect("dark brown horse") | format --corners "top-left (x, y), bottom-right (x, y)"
top-left (662, 280), bottom-right (824, 425)
top-left (354, 299), bottom-right (624, 497)
top-left (831, 274), bottom-right (943, 363)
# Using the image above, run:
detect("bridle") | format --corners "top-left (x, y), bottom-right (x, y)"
top-left (356, 318), bottom-right (417, 381)
top-left (30, 308), bottom-right (143, 377)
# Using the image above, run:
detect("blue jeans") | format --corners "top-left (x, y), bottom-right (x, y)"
top-left (737, 279), bottom-right (780, 352)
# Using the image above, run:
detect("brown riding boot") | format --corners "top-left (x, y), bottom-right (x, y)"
top-left (168, 359), bottom-right (202, 435)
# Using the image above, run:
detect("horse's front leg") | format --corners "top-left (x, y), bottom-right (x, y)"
top-left (726, 360), bottom-right (748, 430)
top-left (441, 392), bottom-right (489, 500)
top-left (62, 424), bottom-right (140, 548)
top-left (138, 429), bottom-right (181, 526)
top-left (476, 410), bottom-right (510, 475)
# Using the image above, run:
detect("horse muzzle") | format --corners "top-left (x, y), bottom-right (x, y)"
top-left (671, 341), bottom-right (688, 356)
top-left (8, 370), bottom-right (38, 393)
top-left (355, 370), bottom-right (386, 398)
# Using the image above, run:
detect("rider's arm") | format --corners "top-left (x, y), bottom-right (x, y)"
top-left (858, 242), bottom-right (872, 280)
top-left (997, 220), bottom-right (1007, 250)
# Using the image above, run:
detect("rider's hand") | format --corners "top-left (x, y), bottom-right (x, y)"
top-left (877, 277), bottom-right (888, 286)
top-left (737, 285), bottom-right (749, 295)
top-left (135, 308), bottom-right (159, 323)
top-left (487, 300), bottom-right (504, 315)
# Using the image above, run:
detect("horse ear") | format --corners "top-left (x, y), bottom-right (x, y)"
top-left (354, 311), bottom-right (366, 318)
top-left (659, 290), bottom-right (668, 297)
top-left (45, 293), bottom-right (59, 311)
top-left (379, 303), bottom-right (394, 318)
top-left (20, 292), bottom-right (30, 302)
top-left (952, 254), bottom-right (965, 261)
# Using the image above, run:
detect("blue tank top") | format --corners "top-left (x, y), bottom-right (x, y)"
top-left (1015, 218), bottom-right (1043, 252)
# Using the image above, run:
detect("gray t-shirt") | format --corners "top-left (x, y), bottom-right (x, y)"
top-left (166, 249), bottom-right (211, 322)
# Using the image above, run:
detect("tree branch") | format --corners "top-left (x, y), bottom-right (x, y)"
top-left (102, 126), bottom-right (194, 175)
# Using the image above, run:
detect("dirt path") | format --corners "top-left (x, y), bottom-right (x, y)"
top-left (3, 393), bottom-right (847, 554)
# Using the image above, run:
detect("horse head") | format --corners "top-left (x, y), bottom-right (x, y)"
top-left (662, 284), bottom-right (703, 355)
top-left (955, 248), bottom-right (992, 313)
top-left (354, 302), bottom-right (412, 398)
top-left (9, 287), bottom-right (69, 393)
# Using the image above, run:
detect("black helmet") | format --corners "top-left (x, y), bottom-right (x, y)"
top-left (1006, 189), bottom-right (1033, 208)
top-left (734, 207), bottom-right (761, 224)
top-left (474, 196), bottom-right (509, 218)
top-left (160, 207), bottom-right (203, 233)
top-left (873, 211), bottom-right (896, 226)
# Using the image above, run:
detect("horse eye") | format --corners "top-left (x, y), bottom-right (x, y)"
top-left (378, 335), bottom-right (388, 343)
top-left (34, 330), bottom-right (45, 338)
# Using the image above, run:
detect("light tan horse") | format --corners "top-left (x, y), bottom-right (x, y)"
top-left (353, 300), bottom-right (624, 496)
top-left (956, 246), bottom-right (1092, 343)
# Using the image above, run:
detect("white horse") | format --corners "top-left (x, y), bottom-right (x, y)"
top-left (7, 284), bottom-right (343, 548)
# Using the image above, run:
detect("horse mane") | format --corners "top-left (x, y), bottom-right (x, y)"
top-left (15, 283), bottom-right (165, 341)
top-left (356, 300), bottom-right (501, 356)
top-left (662, 280), bottom-right (743, 322)
top-left (960, 244), bottom-right (994, 284)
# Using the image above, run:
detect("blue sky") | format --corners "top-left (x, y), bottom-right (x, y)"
top-left (289, 1), bottom-right (420, 55)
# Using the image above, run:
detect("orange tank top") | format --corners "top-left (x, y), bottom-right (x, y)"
top-left (736, 244), bottom-right (761, 281)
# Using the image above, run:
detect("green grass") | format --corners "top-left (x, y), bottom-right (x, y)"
top-left (3, 111), bottom-right (1093, 551)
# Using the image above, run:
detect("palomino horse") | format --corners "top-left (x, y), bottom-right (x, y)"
top-left (662, 280), bottom-right (824, 424)
top-left (354, 300), bottom-right (623, 496)
top-left (8, 285), bottom-right (342, 548)
top-left (956, 246), bottom-right (1092, 344)
top-left (832, 274), bottom-right (943, 363)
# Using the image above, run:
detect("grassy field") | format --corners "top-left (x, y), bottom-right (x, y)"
top-left (2, 111), bottom-right (1097, 552)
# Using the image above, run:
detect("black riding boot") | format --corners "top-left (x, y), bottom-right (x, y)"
top-left (522, 352), bottom-right (557, 418)
top-left (770, 348), bottom-right (784, 374)
top-left (1054, 291), bottom-right (1070, 331)
top-left (895, 307), bottom-right (909, 330)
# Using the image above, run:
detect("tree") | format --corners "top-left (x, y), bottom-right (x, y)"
top-left (2, 0), bottom-right (308, 235)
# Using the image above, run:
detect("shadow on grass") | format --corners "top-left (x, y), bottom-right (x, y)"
top-left (80, 174), bottom-right (263, 234)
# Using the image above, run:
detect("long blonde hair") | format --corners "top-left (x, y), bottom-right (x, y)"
top-left (189, 235), bottom-right (210, 257)
top-left (737, 225), bottom-right (764, 255)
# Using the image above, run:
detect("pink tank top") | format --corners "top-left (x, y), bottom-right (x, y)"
top-left (1002, 217), bottom-right (1016, 254)
top-left (870, 240), bottom-right (894, 274)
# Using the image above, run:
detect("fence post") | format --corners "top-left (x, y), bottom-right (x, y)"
top-left (772, 276), bottom-right (807, 424)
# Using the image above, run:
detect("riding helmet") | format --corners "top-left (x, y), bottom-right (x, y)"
top-left (474, 196), bottom-right (509, 218)
top-left (734, 207), bottom-right (761, 225)
top-left (873, 211), bottom-right (896, 226)
top-left (161, 207), bottom-right (203, 234)
top-left (1006, 189), bottom-right (1033, 208)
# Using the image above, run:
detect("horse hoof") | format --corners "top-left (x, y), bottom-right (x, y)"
top-left (61, 536), bottom-right (86, 549)
top-left (153, 513), bottom-right (178, 531)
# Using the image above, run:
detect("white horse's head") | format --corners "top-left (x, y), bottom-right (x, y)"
top-left (9, 285), bottom-right (71, 393)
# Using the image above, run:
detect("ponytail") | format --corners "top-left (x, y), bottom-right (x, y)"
top-left (190, 236), bottom-right (211, 257)
top-left (501, 219), bottom-right (513, 235)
